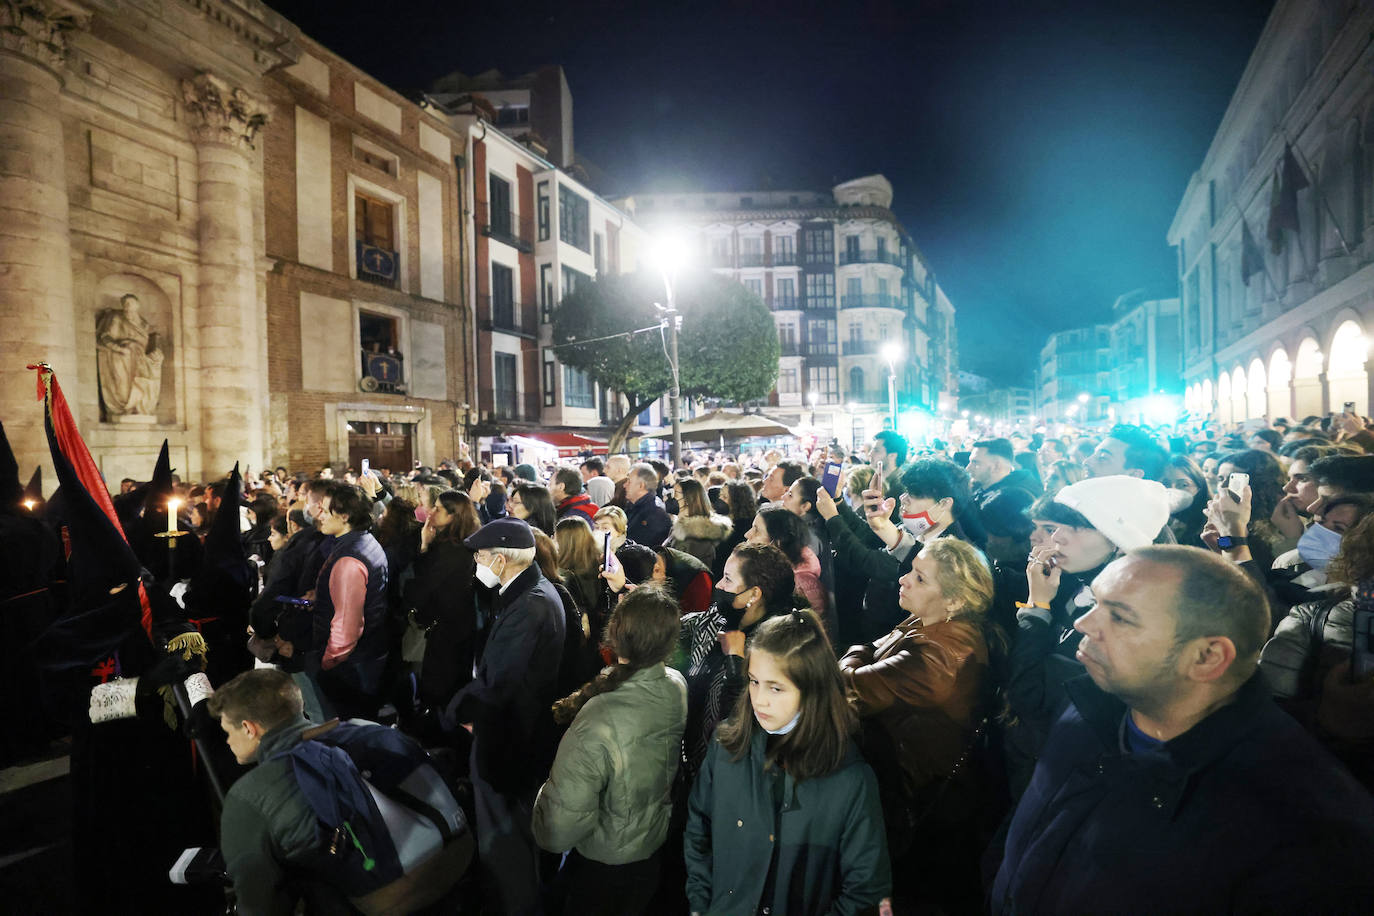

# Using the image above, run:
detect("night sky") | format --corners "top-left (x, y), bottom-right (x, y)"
top-left (266, 0), bottom-right (1275, 386)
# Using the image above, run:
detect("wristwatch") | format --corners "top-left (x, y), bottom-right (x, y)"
top-left (1216, 535), bottom-right (1249, 550)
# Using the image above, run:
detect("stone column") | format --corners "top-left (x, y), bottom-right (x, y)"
top-left (0, 1), bottom-right (86, 492)
top-left (182, 72), bottom-right (267, 479)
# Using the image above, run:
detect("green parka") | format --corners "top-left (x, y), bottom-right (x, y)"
top-left (532, 662), bottom-right (688, 864)
top-left (685, 727), bottom-right (891, 916)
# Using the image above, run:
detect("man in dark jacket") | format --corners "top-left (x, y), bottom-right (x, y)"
top-left (993, 546), bottom-right (1374, 914)
top-left (624, 462), bottom-right (671, 547)
top-left (967, 437), bottom-right (1043, 510)
top-left (550, 466), bottom-right (598, 523)
top-left (444, 518), bottom-right (566, 916)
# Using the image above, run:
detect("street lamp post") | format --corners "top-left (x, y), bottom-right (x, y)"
top-left (808, 389), bottom-right (820, 428)
top-left (652, 233), bottom-right (689, 467)
top-left (880, 342), bottom-right (902, 432)
top-left (664, 280), bottom-right (683, 467)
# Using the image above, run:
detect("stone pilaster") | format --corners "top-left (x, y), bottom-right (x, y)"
top-left (0, 0), bottom-right (88, 493)
top-left (182, 71), bottom-right (268, 478)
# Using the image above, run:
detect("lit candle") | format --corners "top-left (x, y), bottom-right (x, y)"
top-left (23, 499), bottom-right (35, 512)
top-left (167, 498), bottom-right (180, 535)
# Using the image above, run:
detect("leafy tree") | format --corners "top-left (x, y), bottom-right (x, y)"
top-left (552, 270), bottom-right (780, 452)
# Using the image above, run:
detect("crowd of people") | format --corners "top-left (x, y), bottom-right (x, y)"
top-left (9, 409), bottom-right (1374, 915)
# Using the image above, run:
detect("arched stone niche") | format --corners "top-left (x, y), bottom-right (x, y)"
top-left (93, 273), bottom-right (177, 426)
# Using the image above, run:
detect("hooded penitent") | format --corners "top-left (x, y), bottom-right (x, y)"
top-left (182, 462), bottom-right (255, 682)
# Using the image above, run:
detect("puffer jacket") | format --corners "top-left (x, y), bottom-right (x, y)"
top-left (532, 663), bottom-right (688, 864)
top-left (840, 615), bottom-right (988, 792)
top-left (669, 513), bottom-right (734, 570)
top-left (219, 717), bottom-right (334, 915)
top-left (1260, 588), bottom-right (1355, 699)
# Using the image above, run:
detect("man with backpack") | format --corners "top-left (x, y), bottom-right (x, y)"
top-left (210, 669), bottom-right (469, 914)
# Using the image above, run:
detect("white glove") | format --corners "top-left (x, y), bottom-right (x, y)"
top-left (183, 672), bottom-right (213, 707)
top-left (89, 678), bottom-right (139, 723)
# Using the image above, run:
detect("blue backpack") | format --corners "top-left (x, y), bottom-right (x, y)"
top-left (274, 721), bottom-right (465, 898)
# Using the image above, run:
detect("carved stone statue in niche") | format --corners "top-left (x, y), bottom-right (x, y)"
top-left (97, 294), bottom-right (164, 421)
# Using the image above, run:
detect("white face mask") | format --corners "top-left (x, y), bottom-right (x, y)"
top-left (1298, 522), bottom-right (1342, 571)
top-left (902, 510), bottom-right (938, 537)
top-left (759, 710), bottom-right (801, 735)
top-left (475, 557), bottom-right (503, 588)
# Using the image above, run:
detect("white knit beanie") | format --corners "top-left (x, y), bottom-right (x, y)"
top-left (1053, 475), bottom-right (1171, 551)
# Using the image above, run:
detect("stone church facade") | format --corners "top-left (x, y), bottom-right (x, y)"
top-left (0, 0), bottom-right (470, 488)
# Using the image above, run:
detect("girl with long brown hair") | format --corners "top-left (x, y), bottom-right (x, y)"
top-left (685, 609), bottom-right (891, 916)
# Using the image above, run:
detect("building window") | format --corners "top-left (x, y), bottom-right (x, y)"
top-left (594, 233), bottom-right (605, 275)
top-left (845, 236), bottom-right (861, 260)
top-left (876, 236), bottom-right (888, 260)
top-left (540, 263), bottom-right (554, 323)
top-left (561, 265), bottom-right (589, 302)
top-left (744, 278), bottom-right (763, 298)
top-left (537, 181), bottom-right (551, 242)
top-left (807, 366), bottom-right (839, 403)
top-left (564, 365), bottom-right (595, 408)
top-left (877, 277), bottom-right (889, 300)
top-left (803, 225), bottom-right (833, 265)
top-left (845, 277), bottom-right (862, 304)
top-left (558, 185), bottom-right (590, 251)
top-left (805, 273), bottom-right (834, 308)
top-left (496, 104), bottom-right (529, 126)
top-left (354, 192), bottom-right (398, 287)
top-left (740, 236), bottom-right (764, 267)
top-left (849, 366), bottom-right (865, 393)
top-left (709, 236), bottom-right (731, 266)
top-left (806, 318), bottom-right (836, 355)
top-left (779, 367), bottom-right (799, 393)
top-left (543, 357), bottom-right (556, 407)
top-left (493, 352), bottom-right (518, 418)
top-left (359, 310), bottom-right (405, 392)
top-left (491, 264), bottom-right (515, 330)
top-left (774, 234), bottom-right (795, 265)
top-left (776, 276), bottom-right (796, 307)
top-left (488, 174), bottom-right (513, 237)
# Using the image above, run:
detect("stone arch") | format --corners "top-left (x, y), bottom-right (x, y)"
top-left (1327, 317), bottom-right (1368, 414)
top-left (1217, 371), bottom-right (1233, 425)
top-left (1267, 346), bottom-right (1293, 420)
top-left (848, 365), bottom-right (865, 395)
top-left (1247, 357), bottom-right (1267, 421)
top-left (1293, 335), bottom-right (1325, 418)
top-left (1230, 365), bottom-right (1248, 421)
top-left (1185, 383), bottom-right (1197, 415)
top-left (1201, 378), bottom-right (1213, 418)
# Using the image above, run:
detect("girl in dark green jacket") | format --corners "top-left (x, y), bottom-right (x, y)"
top-left (685, 610), bottom-right (891, 916)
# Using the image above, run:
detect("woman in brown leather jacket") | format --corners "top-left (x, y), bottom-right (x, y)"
top-left (839, 536), bottom-right (995, 913)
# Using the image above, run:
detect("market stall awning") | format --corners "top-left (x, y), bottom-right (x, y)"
top-left (640, 409), bottom-right (797, 441)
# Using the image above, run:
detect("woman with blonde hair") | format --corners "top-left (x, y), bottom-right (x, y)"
top-left (839, 537), bottom-right (997, 911)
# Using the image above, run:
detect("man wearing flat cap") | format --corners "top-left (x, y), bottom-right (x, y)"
top-left (444, 518), bottom-right (566, 915)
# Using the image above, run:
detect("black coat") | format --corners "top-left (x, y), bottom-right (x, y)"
top-left (403, 540), bottom-right (477, 708)
top-left (993, 672), bottom-right (1374, 914)
top-left (446, 564), bottom-right (566, 793)
top-left (625, 491), bottom-right (672, 548)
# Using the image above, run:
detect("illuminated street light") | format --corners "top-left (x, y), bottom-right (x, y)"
top-left (1077, 392), bottom-right (1090, 404)
top-left (880, 342), bottom-right (903, 431)
top-left (649, 231), bottom-right (691, 466)
top-left (807, 389), bottom-right (820, 427)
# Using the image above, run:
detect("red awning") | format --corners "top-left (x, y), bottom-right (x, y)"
top-left (518, 432), bottom-right (609, 456)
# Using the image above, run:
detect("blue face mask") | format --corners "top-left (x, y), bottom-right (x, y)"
top-left (758, 710), bottom-right (801, 735)
top-left (1298, 522), bottom-right (1343, 571)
